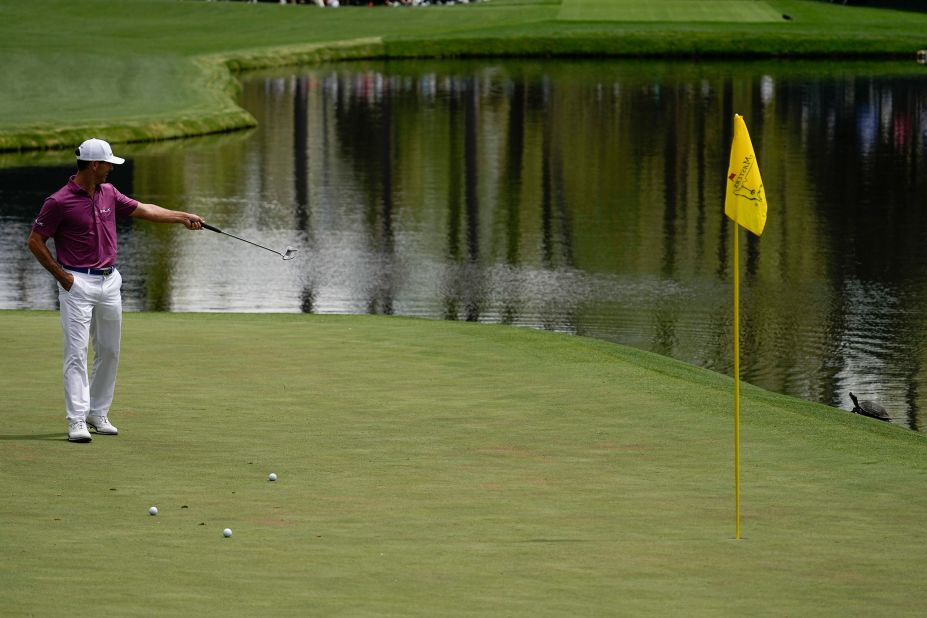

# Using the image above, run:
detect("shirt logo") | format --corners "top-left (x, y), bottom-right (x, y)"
top-left (99, 208), bottom-right (112, 215)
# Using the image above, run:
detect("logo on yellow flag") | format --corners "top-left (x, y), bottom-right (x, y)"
top-left (725, 115), bottom-right (767, 236)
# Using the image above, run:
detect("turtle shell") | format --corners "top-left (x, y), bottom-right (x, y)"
top-left (849, 392), bottom-right (891, 422)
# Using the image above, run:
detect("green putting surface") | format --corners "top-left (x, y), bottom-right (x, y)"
top-left (559, 0), bottom-right (787, 22)
top-left (2, 310), bottom-right (926, 615)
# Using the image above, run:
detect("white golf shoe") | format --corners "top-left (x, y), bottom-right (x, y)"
top-left (67, 420), bottom-right (92, 443)
top-left (87, 415), bottom-right (118, 435)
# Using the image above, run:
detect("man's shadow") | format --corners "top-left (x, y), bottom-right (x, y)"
top-left (0, 433), bottom-right (65, 441)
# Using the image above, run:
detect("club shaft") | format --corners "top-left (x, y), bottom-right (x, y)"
top-left (203, 223), bottom-right (282, 257)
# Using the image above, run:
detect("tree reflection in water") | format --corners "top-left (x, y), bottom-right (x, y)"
top-left (1, 60), bottom-right (926, 430)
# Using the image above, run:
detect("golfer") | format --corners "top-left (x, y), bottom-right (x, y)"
top-left (27, 138), bottom-right (205, 443)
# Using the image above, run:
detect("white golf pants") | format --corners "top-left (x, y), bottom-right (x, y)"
top-left (58, 270), bottom-right (123, 422)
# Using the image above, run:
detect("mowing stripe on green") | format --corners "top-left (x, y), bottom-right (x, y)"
top-left (558, 0), bottom-right (787, 22)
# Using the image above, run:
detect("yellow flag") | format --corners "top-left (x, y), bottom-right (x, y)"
top-left (725, 115), bottom-right (767, 236)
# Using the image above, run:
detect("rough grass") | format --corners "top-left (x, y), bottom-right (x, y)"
top-left (1, 311), bottom-right (926, 616)
top-left (1, 0), bottom-right (927, 150)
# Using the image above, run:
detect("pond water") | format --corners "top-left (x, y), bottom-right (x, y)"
top-left (2, 59), bottom-right (927, 430)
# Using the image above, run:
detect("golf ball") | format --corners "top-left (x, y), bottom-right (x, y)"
top-left (149, 506), bottom-right (158, 516)
top-left (268, 473), bottom-right (277, 482)
top-left (223, 528), bottom-right (233, 538)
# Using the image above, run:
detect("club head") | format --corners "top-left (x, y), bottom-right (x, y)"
top-left (282, 247), bottom-right (298, 261)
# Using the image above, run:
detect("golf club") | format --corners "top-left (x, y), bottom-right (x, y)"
top-left (201, 223), bottom-right (298, 261)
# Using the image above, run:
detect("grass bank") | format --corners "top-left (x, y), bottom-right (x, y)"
top-left (1, 0), bottom-right (926, 151)
top-left (1, 311), bottom-right (926, 615)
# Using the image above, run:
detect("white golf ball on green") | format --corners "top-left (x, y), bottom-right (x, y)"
top-left (149, 506), bottom-right (158, 516)
top-left (223, 528), bottom-right (232, 538)
top-left (268, 473), bottom-right (277, 482)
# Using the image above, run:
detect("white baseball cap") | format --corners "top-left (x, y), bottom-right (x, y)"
top-left (75, 138), bottom-right (125, 165)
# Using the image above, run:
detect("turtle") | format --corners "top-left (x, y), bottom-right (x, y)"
top-left (848, 392), bottom-right (891, 422)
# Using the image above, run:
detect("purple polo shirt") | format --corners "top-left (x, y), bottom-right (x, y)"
top-left (33, 177), bottom-right (138, 269)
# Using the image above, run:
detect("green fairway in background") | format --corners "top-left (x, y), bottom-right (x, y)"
top-left (559, 0), bottom-right (786, 22)
top-left (2, 311), bottom-right (926, 616)
top-left (2, 0), bottom-right (927, 151)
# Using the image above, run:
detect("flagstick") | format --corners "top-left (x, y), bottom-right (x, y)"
top-left (733, 221), bottom-right (742, 541)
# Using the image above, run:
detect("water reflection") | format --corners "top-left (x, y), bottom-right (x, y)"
top-left (2, 60), bottom-right (927, 431)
